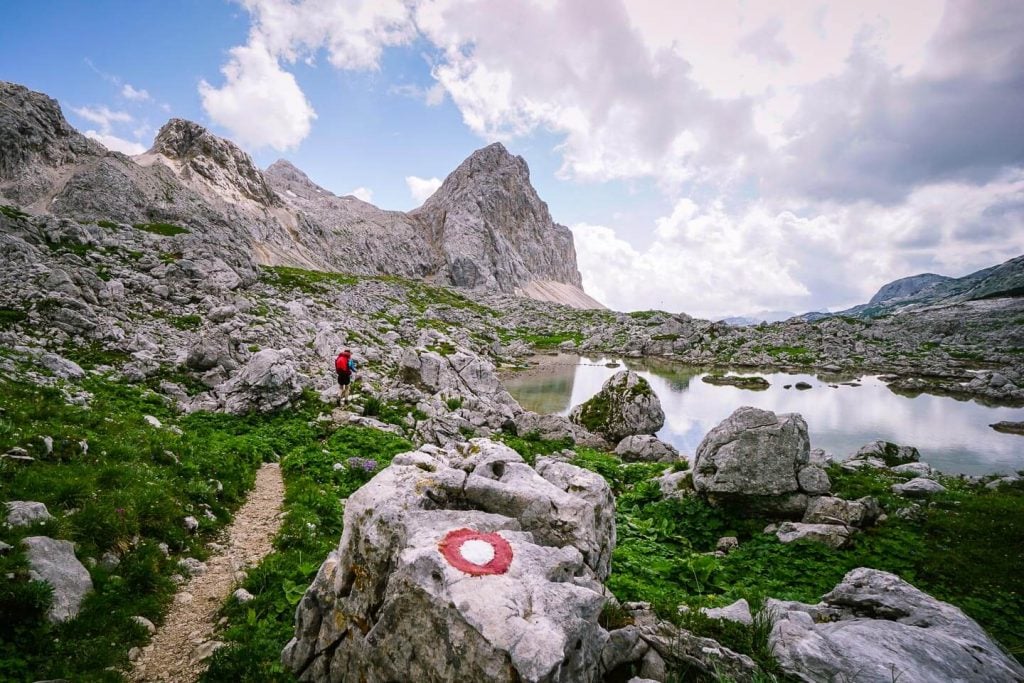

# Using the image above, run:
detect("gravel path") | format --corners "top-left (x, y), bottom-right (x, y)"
top-left (129, 462), bottom-right (284, 682)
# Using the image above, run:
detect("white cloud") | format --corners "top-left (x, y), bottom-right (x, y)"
top-left (121, 84), bottom-right (151, 101)
top-left (72, 106), bottom-right (132, 132)
top-left (199, 40), bottom-right (317, 151)
top-left (83, 130), bottom-right (147, 155)
top-left (405, 175), bottom-right (442, 204)
top-left (347, 186), bottom-right (374, 203)
top-left (574, 171), bottom-right (1024, 316)
top-left (215, 0), bottom-right (1024, 313)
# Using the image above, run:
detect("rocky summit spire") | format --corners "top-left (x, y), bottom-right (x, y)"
top-left (141, 119), bottom-right (279, 207)
top-left (413, 142), bottom-right (586, 295)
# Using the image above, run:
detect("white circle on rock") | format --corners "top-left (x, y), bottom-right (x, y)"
top-left (459, 539), bottom-right (495, 566)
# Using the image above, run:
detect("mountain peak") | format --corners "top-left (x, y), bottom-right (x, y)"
top-left (141, 118), bottom-right (279, 207)
top-left (0, 81), bottom-right (104, 196)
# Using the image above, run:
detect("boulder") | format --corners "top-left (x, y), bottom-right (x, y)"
top-left (892, 477), bottom-right (946, 497)
top-left (22, 536), bottom-right (94, 622)
top-left (701, 598), bottom-right (753, 626)
top-left (802, 496), bottom-right (880, 528)
top-left (654, 470), bottom-right (692, 499)
top-left (613, 435), bottom-right (679, 462)
top-left (692, 407), bottom-right (822, 515)
top-left (891, 462), bottom-right (934, 478)
top-left (769, 568), bottom-right (1024, 682)
top-left (775, 522), bottom-right (851, 549)
top-left (852, 440), bottom-right (920, 467)
top-left (513, 411), bottom-right (608, 449)
top-left (282, 439), bottom-right (616, 682)
top-left (6, 500), bottom-right (54, 527)
top-left (569, 371), bottom-right (664, 442)
top-left (217, 348), bottom-right (303, 414)
top-left (39, 352), bottom-right (85, 379)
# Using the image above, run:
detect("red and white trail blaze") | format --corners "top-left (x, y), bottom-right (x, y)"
top-left (439, 528), bottom-right (513, 576)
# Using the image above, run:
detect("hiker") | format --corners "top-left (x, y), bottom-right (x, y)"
top-left (335, 349), bottom-right (356, 403)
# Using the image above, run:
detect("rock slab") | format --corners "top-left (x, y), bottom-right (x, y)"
top-left (769, 567), bottom-right (1024, 683)
top-left (22, 536), bottom-right (94, 622)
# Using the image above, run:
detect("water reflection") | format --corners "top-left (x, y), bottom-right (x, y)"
top-left (504, 354), bottom-right (1024, 476)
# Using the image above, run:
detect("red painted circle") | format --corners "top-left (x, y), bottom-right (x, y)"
top-left (439, 528), bottom-right (513, 576)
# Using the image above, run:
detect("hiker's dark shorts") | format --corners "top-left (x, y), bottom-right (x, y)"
top-left (337, 371), bottom-right (351, 387)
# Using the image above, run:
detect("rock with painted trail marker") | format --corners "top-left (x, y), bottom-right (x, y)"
top-left (282, 438), bottom-right (616, 683)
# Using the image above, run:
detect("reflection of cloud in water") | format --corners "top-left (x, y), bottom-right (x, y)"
top-left (506, 355), bottom-right (1024, 476)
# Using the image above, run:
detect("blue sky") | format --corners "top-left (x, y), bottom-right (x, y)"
top-left (3, 1), bottom-right (1023, 317)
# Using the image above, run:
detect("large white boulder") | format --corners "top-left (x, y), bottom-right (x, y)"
top-left (23, 536), bottom-right (94, 622)
top-left (282, 439), bottom-right (615, 682)
top-left (769, 568), bottom-right (1024, 682)
top-left (217, 348), bottom-right (303, 414)
top-left (692, 406), bottom-right (824, 515)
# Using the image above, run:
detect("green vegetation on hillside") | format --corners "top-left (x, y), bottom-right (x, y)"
top-left (132, 222), bottom-right (189, 237)
top-left (0, 376), bottom-right (323, 682)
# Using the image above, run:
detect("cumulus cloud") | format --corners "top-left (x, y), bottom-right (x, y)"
top-left (405, 175), bottom-right (442, 204)
top-left (72, 105), bottom-right (132, 130)
top-left (82, 131), bottom-right (147, 155)
top-left (347, 186), bottom-right (374, 203)
top-left (214, 0), bottom-right (1024, 313)
top-left (574, 170), bottom-right (1024, 316)
top-left (121, 84), bottom-right (151, 101)
top-left (199, 40), bottom-right (316, 151)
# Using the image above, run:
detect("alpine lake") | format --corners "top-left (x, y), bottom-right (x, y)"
top-left (503, 353), bottom-right (1024, 476)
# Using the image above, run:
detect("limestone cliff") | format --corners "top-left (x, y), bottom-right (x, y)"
top-left (412, 143), bottom-right (593, 300)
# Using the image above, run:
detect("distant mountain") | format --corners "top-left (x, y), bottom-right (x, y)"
top-left (0, 81), bottom-right (602, 309)
top-left (719, 310), bottom-right (796, 326)
top-left (804, 255), bottom-right (1024, 320)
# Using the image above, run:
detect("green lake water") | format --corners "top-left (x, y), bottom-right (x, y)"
top-left (503, 354), bottom-right (1024, 476)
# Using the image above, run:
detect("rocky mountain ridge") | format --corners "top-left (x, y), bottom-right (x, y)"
top-left (0, 80), bottom-right (600, 308)
top-left (805, 254), bottom-right (1024, 321)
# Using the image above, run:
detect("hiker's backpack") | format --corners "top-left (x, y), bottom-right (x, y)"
top-left (335, 354), bottom-right (350, 373)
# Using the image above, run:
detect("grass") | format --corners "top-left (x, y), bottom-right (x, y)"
top-left (201, 426), bottom-right (412, 682)
top-left (0, 308), bottom-right (27, 327)
top-left (132, 222), bottom-right (189, 237)
top-left (516, 330), bottom-right (584, 348)
top-left (1, 205), bottom-right (30, 221)
top-left (261, 265), bottom-right (358, 294)
top-left (584, 453), bottom-right (1024, 672)
top-left (0, 376), bottom-right (326, 681)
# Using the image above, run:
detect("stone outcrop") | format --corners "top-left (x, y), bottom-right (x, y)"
top-left (768, 568), bottom-right (1024, 683)
top-left (613, 435), bottom-right (679, 463)
top-left (569, 371), bottom-right (664, 443)
top-left (281, 439), bottom-right (615, 682)
top-left (22, 536), bottom-right (94, 622)
top-left (217, 348), bottom-right (303, 414)
top-left (692, 406), bottom-right (826, 515)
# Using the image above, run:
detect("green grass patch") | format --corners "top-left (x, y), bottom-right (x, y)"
top-left (133, 222), bottom-right (189, 237)
top-left (517, 330), bottom-right (584, 348)
top-left (0, 204), bottom-right (30, 221)
top-left (261, 265), bottom-right (358, 295)
top-left (170, 314), bottom-right (202, 330)
top-left (95, 220), bottom-right (120, 230)
top-left (497, 430), bottom-right (575, 466)
top-left (0, 308), bottom-right (27, 327)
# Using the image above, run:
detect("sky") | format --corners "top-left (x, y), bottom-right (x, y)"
top-left (2, 0), bottom-right (1023, 318)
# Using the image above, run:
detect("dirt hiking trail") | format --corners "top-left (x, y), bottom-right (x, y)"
top-left (129, 462), bottom-right (284, 682)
